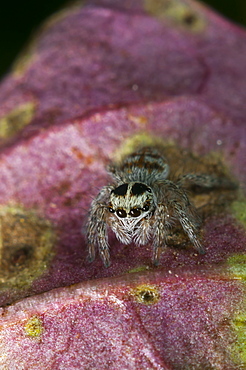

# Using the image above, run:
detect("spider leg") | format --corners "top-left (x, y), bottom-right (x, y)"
top-left (152, 204), bottom-right (171, 265)
top-left (86, 186), bottom-right (113, 267)
top-left (169, 185), bottom-right (205, 254)
top-left (177, 173), bottom-right (236, 189)
top-left (173, 201), bottom-right (204, 254)
top-left (158, 180), bottom-right (205, 255)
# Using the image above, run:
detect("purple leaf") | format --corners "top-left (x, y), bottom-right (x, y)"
top-left (0, 1), bottom-right (245, 368)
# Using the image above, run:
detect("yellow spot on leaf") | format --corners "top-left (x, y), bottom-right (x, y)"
top-left (24, 316), bottom-right (43, 338)
top-left (113, 132), bottom-right (168, 163)
top-left (0, 205), bottom-right (55, 294)
top-left (0, 102), bottom-right (36, 139)
top-left (144, 0), bottom-right (206, 33)
top-left (132, 284), bottom-right (160, 305)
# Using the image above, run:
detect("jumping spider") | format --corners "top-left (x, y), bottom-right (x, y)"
top-left (86, 147), bottom-right (234, 267)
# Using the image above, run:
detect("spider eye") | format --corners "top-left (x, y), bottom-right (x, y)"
top-left (116, 209), bottom-right (127, 218)
top-left (108, 207), bottom-right (115, 213)
top-left (129, 208), bottom-right (141, 217)
top-left (142, 205), bottom-right (149, 212)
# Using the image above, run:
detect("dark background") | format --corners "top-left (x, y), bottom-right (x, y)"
top-left (0, 0), bottom-right (246, 79)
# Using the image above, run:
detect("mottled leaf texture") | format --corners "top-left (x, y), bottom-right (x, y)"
top-left (0, 1), bottom-right (245, 369)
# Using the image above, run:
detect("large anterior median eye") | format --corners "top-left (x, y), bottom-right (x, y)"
top-left (129, 208), bottom-right (141, 217)
top-left (116, 209), bottom-right (127, 218)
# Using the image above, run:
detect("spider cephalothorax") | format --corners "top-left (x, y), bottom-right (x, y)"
top-left (86, 146), bottom-right (235, 267)
top-left (107, 181), bottom-right (156, 246)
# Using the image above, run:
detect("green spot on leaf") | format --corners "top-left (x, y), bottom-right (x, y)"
top-left (227, 254), bottom-right (246, 281)
top-left (231, 314), bottom-right (246, 365)
top-left (231, 199), bottom-right (246, 228)
top-left (227, 254), bottom-right (246, 365)
top-left (127, 265), bottom-right (150, 274)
